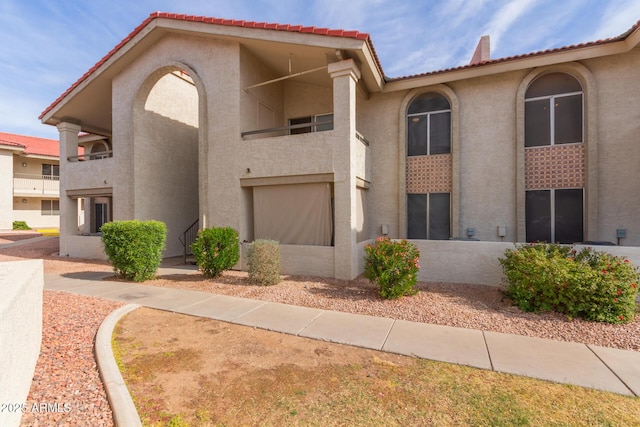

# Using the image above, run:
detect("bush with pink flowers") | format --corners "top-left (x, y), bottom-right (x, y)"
top-left (499, 243), bottom-right (639, 324)
top-left (364, 236), bottom-right (420, 300)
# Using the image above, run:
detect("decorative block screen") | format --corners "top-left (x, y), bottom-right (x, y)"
top-left (525, 143), bottom-right (585, 190)
top-left (406, 154), bottom-right (452, 193)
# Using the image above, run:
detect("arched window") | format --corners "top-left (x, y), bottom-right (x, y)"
top-left (524, 73), bottom-right (584, 243)
top-left (406, 92), bottom-right (451, 240)
top-left (407, 93), bottom-right (451, 156)
top-left (525, 73), bottom-right (583, 147)
top-left (89, 141), bottom-right (111, 160)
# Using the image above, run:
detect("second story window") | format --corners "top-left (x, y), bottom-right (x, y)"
top-left (289, 113), bottom-right (334, 135)
top-left (42, 164), bottom-right (59, 179)
top-left (407, 93), bottom-right (451, 156)
top-left (525, 73), bottom-right (583, 147)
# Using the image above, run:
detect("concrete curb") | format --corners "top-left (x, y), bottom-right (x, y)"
top-left (95, 304), bottom-right (142, 427)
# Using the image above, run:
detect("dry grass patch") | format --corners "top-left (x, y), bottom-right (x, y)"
top-left (114, 308), bottom-right (640, 427)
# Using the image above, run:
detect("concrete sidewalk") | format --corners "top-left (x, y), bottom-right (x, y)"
top-left (0, 235), bottom-right (56, 249)
top-left (44, 270), bottom-right (640, 397)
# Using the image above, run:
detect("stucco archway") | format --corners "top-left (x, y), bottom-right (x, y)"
top-left (132, 62), bottom-right (206, 257)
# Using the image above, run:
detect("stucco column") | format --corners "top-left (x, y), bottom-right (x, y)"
top-left (0, 150), bottom-right (13, 229)
top-left (329, 59), bottom-right (361, 280)
top-left (56, 122), bottom-right (81, 256)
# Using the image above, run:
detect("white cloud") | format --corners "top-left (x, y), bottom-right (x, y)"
top-left (481, 0), bottom-right (537, 52)
top-left (591, 0), bottom-right (640, 40)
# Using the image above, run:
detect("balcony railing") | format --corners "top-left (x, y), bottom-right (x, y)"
top-left (13, 174), bottom-right (60, 196)
top-left (67, 150), bottom-right (113, 162)
top-left (241, 119), bottom-right (334, 139)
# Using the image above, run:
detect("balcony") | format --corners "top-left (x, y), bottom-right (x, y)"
top-left (67, 150), bottom-right (113, 162)
top-left (13, 174), bottom-right (60, 197)
top-left (240, 117), bottom-right (371, 183)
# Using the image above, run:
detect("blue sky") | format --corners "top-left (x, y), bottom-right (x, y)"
top-left (1, 0), bottom-right (639, 139)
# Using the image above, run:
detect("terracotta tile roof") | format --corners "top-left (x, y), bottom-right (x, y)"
top-left (0, 132), bottom-right (59, 157)
top-left (39, 12), bottom-right (376, 120)
top-left (390, 19), bottom-right (640, 82)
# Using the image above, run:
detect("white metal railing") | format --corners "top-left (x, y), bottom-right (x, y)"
top-left (13, 174), bottom-right (60, 195)
top-left (67, 150), bottom-right (113, 162)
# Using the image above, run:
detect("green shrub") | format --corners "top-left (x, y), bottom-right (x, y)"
top-left (248, 239), bottom-right (281, 286)
top-left (12, 221), bottom-right (30, 230)
top-left (101, 220), bottom-right (166, 282)
top-left (191, 227), bottom-right (239, 278)
top-left (499, 243), bottom-right (639, 324)
top-left (364, 236), bottom-right (420, 300)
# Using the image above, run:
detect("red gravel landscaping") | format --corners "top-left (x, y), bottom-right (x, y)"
top-left (19, 291), bottom-right (123, 427)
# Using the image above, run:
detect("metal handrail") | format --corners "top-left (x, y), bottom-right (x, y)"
top-left (241, 120), bottom-right (334, 138)
top-left (356, 131), bottom-right (370, 146)
top-left (178, 218), bottom-right (199, 264)
top-left (67, 150), bottom-right (114, 162)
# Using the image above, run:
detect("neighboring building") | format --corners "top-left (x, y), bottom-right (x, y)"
top-left (39, 13), bottom-right (640, 280)
top-left (0, 132), bottom-right (61, 230)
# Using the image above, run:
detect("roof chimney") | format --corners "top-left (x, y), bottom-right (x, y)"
top-left (470, 35), bottom-right (490, 65)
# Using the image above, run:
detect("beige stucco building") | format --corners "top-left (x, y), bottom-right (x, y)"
top-left (40, 13), bottom-right (640, 281)
top-left (0, 133), bottom-right (62, 230)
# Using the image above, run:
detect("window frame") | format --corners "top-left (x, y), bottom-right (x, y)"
top-left (525, 188), bottom-right (584, 243)
top-left (41, 163), bottom-right (60, 178)
top-left (407, 192), bottom-right (451, 240)
top-left (407, 108), bottom-right (452, 156)
top-left (288, 113), bottom-right (334, 135)
top-left (525, 90), bottom-right (584, 147)
top-left (41, 199), bottom-right (60, 216)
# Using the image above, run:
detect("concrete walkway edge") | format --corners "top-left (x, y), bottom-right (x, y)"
top-left (0, 235), bottom-right (56, 249)
top-left (95, 304), bottom-right (142, 427)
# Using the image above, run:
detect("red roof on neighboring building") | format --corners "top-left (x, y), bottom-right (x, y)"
top-left (39, 12), bottom-right (375, 120)
top-left (0, 132), bottom-right (59, 157)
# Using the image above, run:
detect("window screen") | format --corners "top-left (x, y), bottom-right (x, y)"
top-left (430, 112), bottom-right (451, 154)
top-left (254, 183), bottom-right (333, 246)
top-left (525, 100), bottom-right (551, 147)
top-left (407, 194), bottom-right (427, 239)
top-left (554, 95), bottom-right (583, 144)
top-left (525, 73), bottom-right (582, 98)
top-left (407, 92), bottom-right (451, 156)
top-left (407, 116), bottom-right (428, 156)
top-left (526, 189), bottom-right (583, 243)
top-left (407, 193), bottom-right (450, 239)
top-left (408, 93), bottom-right (450, 114)
top-left (525, 73), bottom-right (583, 147)
top-left (554, 189), bottom-right (583, 243)
top-left (526, 190), bottom-right (551, 242)
top-left (429, 193), bottom-right (450, 240)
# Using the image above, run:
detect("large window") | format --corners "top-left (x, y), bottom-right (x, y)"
top-left (525, 189), bottom-right (583, 243)
top-left (42, 163), bottom-right (59, 179)
top-left (407, 93), bottom-right (451, 156)
top-left (407, 193), bottom-right (450, 240)
top-left (525, 73), bottom-right (583, 147)
top-left (41, 200), bottom-right (59, 216)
